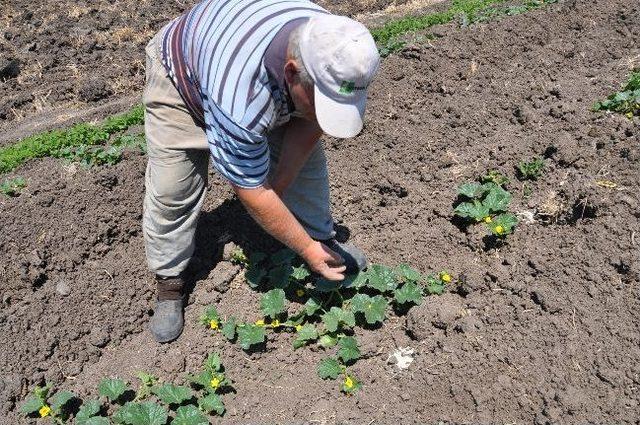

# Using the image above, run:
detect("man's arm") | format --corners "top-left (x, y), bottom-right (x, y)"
top-left (233, 183), bottom-right (346, 280)
top-left (269, 117), bottom-right (323, 196)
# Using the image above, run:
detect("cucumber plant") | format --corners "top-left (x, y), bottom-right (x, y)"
top-left (202, 248), bottom-right (454, 394)
top-left (454, 178), bottom-right (518, 238)
top-left (22, 352), bottom-right (232, 424)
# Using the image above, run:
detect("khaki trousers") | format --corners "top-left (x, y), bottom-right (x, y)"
top-left (142, 30), bottom-right (334, 276)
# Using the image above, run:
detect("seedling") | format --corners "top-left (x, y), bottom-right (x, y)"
top-left (454, 178), bottom-right (518, 238)
top-left (21, 384), bottom-right (75, 424)
top-left (517, 157), bottom-right (545, 180)
top-left (593, 69), bottom-right (640, 118)
top-left (0, 176), bottom-right (26, 196)
top-left (22, 352), bottom-right (233, 423)
top-left (203, 248), bottom-right (456, 394)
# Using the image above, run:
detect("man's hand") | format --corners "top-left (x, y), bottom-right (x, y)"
top-left (300, 241), bottom-right (346, 281)
top-left (233, 184), bottom-right (345, 281)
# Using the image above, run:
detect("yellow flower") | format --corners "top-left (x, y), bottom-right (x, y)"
top-left (270, 319), bottom-right (280, 328)
top-left (209, 319), bottom-right (219, 330)
top-left (484, 216), bottom-right (492, 223)
top-left (344, 376), bottom-right (354, 389)
top-left (295, 324), bottom-right (303, 332)
top-left (255, 319), bottom-right (265, 327)
top-left (495, 225), bottom-right (505, 235)
top-left (210, 377), bottom-right (220, 389)
top-left (440, 272), bottom-right (452, 283)
top-left (39, 405), bottom-right (51, 418)
top-left (296, 289), bottom-right (305, 297)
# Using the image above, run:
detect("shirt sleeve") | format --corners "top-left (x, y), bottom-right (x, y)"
top-left (203, 100), bottom-right (270, 189)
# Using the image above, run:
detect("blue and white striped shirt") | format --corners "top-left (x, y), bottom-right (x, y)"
top-left (162, 0), bottom-right (328, 188)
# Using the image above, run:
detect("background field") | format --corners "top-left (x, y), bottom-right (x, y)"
top-left (1, 0), bottom-right (639, 423)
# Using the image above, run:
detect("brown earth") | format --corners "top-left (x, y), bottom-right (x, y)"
top-left (1, 0), bottom-right (640, 423)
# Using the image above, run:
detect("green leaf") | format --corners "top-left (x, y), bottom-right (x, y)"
top-left (50, 390), bottom-right (75, 412)
top-left (319, 334), bottom-right (338, 348)
top-left (20, 397), bottom-right (43, 415)
top-left (237, 324), bottom-right (266, 350)
top-left (198, 393), bottom-right (225, 416)
top-left (487, 213), bottom-right (518, 236)
top-left (98, 378), bottom-right (128, 402)
top-left (366, 264), bottom-right (397, 292)
top-left (245, 265), bottom-right (266, 288)
top-left (260, 288), bottom-right (287, 318)
top-left (33, 384), bottom-right (52, 400)
top-left (221, 316), bottom-right (237, 340)
top-left (394, 281), bottom-right (423, 305)
top-left (293, 324), bottom-right (319, 349)
top-left (426, 275), bottom-right (445, 295)
top-left (314, 278), bottom-right (342, 292)
top-left (350, 293), bottom-right (387, 324)
top-left (151, 384), bottom-right (193, 405)
top-left (83, 417), bottom-right (111, 425)
top-left (342, 374), bottom-right (362, 394)
top-left (200, 306), bottom-right (219, 322)
top-left (204, 353), bottom-right (222, 372)
top-left (185, 371), bottom-right (213, 389)
top-left (483, 185), bottom-right (512, 213)
top-left (304, 297), bottom-right (322, 316)
top-left (172, 405), bottom-right (208, 425)
top-left (271, 248), bottom-right (296, 265)
top-left (321, 307), bottom-right (356, 332)
top-left (337, 336), bottom-right (361, 363)
top-left (136, 372), bottom-right (158, 388)
top-left (291, 264), bottom-right (310, 281)
top-left (268, 264), bottom-right (293, 289)
top-left (454, 200), bottom-right (490, 221)
top-left (317, 358), bottom-right (342, 380)
top-left (112, 401), bottom-right (167, 425)
top-left (396, 264), bottom-right (421, 282)
top-left (342, 271), bottom-right (367, 289)
top-left (248, 251), bottom-right (267, 265)
top-left (76, 400), bottom-right (102, 423)
top-left (457, 182), bottom-right (482, 198)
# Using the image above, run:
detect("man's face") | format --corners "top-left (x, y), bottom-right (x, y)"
top-left (284, 60), bottom-right (316, 122)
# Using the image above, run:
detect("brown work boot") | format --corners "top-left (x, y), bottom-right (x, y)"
top-left (149, 275), bottom-right (185, 343)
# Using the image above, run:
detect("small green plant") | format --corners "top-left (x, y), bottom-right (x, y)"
top-left (454, 179), bottom-right (518, 237)
top-left (593, 69), bottom-right (640, 118)
top-left (22, 352), bottom-right (232, 423)
top-left (0, 176), bottom-right (26, 196)
top-left (21, 384), bottom-right (75, 424)
top-left (202, 248), bottom-right (455, 394)
top-left (517, 157), bottom-right (545, 180)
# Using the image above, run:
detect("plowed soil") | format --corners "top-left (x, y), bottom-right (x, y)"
top-left (1, 0), bottom-right (639, 423)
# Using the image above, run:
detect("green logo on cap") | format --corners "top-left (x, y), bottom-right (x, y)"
top-left (339, 80), bottom-right (355, 94)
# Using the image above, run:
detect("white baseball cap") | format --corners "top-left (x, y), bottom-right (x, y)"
top-left (299, 15), bottom-right (380, 138)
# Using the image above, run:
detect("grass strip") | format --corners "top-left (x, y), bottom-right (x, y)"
top-left (371, 0), bottom-right (559, 54)
top-left (0, 105), bottom-right (144, 174)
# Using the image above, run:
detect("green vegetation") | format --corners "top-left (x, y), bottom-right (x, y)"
top-left (517, 157), bottom-right (545, 180)
top-left (22, 352), bottom-right (231, 424)
top-left (371, 0), bottom-right (558, 55)
top-left (454, 177), bottom-right (518, 237)
top-left (593, 69), bottom-right (640, 118)
top-left (0, 105), bottom-right (144, 175)
top-left (0, 176), bottom-right (26, 197)
top-left (202, 248), bottom-right (453, 394)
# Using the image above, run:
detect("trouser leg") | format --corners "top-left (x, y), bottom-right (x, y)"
top-left (143, 149), bottom-right (209, 276)
top-left (142, 28), bottom-right (210, 278)
top-left (268, 128), bottom-right (335, 241)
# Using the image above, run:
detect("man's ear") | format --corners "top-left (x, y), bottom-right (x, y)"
top-left (284, 59), bottom-right (298, 85)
